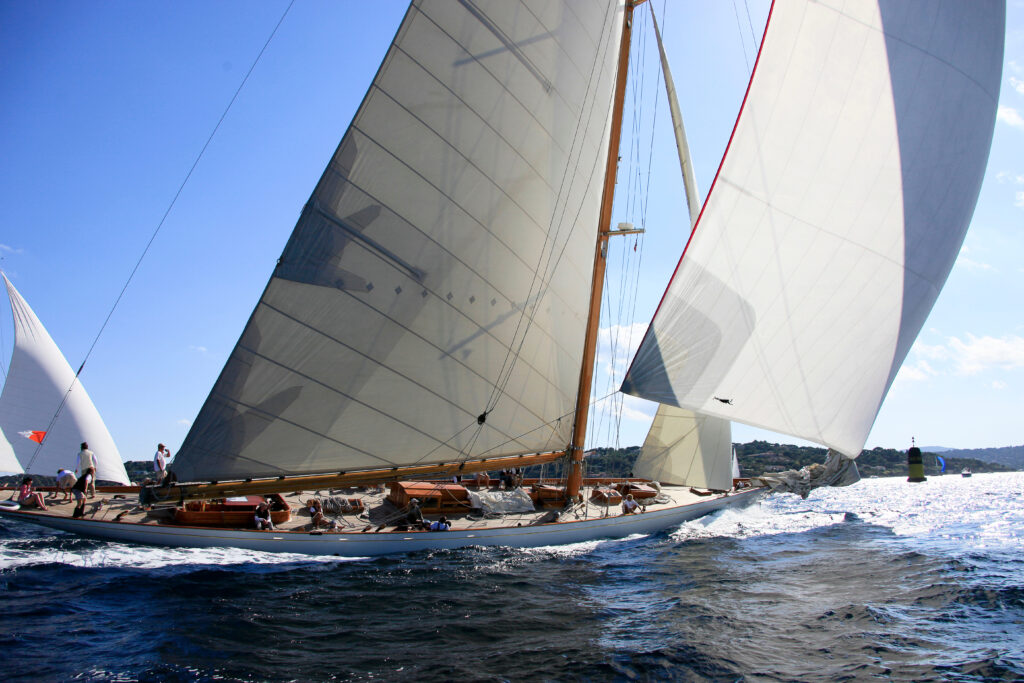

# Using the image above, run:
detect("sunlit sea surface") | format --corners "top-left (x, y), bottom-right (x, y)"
top-left (2, 473), bottom-right (1021, 682)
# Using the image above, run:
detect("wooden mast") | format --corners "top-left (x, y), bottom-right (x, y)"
top-left (565, 0), bottom-right (638, 499)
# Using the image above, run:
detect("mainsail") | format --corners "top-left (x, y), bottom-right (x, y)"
top-left (623, 1), bottom-right (1004, 457)
top-left (0, 275), bottom-right (130, 484)
top-left (173, 1), bottom-right (627, 482)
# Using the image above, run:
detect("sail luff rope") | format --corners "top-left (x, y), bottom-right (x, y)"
top-left (23, 0), bottom-right (298, 472)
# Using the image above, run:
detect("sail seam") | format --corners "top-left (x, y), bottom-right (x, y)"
top-left (256, 299), bottom-right (552, 452)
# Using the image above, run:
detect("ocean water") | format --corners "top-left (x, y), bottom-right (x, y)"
top-left (1, 473), bottom-right (1021, 682)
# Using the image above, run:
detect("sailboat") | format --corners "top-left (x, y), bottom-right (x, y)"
top-left (0, 275), bottom-right (130, 485)
top-left (0, 0), bottom-right (1003, 556)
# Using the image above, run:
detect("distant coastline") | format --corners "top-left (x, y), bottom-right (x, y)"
top-left (1, 441), bottom-right (1017, 487)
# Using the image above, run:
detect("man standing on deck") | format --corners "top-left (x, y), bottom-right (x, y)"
top-left (76, 442), bottom-right (97, 498)
top-left (153, 443), bottom-right (168, 483)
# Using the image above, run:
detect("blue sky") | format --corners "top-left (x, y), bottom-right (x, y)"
top-left (0, 1), bottom-right (1021, 466)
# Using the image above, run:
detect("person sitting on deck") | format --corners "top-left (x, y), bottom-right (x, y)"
top-left (621, 493), bottom-right (641, 515)
top-left (254, 501), bottom-right (274, 530)
top-left (429, 516), bottom-right (451, 531)
top-left (55, 468), bottom-right (77, 501)
top-left (404, 498), bottom-right (422, 524)
top-left (475, 471), bottom-right (490, 489)
top-left (17, 477), bottom-right (48, 511)
top-left (307, 498), bottom-right (336, 529)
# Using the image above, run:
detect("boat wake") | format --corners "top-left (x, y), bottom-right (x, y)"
top-left (0, 527), bottom-right (359, 572)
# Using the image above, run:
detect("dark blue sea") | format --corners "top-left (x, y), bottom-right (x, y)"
top-left (2, 473), bottom-right (1021, 682)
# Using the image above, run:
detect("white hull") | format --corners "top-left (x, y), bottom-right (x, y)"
top-left (0, 487), bottom-right (763, 557)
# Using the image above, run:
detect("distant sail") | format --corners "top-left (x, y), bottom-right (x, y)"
top-left (172, 1), bottom-right (626, 482)
top-left (623, 1), bottom-right (1004, 456)
top-left (0, 426), bottom-right (22, 474)
top-left (0, 275), bottom-right (129, 484)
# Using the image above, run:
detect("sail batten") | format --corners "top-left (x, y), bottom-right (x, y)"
top-left (173, 0), bottom-right (627, 482)
top-left (623, 0), bottom-right (1004, 456)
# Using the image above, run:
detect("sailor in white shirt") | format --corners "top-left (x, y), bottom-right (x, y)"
top-left (76, 442), bottom-right (97, 498)
top-left (153, 443), bottom-right (168, 482)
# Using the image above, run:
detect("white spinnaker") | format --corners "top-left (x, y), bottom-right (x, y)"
top-left (0, 426), bottom-right (22, 475)
top-left (174, 1), bottom-right (626, 482)
top-left (623, 0), bottom-right (1004, 457)
top-left (631, 3), bottom-right (733, 490)
top-left (0, 275), bottom-right (129, 484)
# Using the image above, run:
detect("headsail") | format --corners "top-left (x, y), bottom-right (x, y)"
top-left (173, 1), bottom-right (627, 482)
top-left (635, 408), bottom-right (734, 489)
top-left (0, 275), bottom-right (129, 484)
top-left (623, 1), bottom-right (1004, 456)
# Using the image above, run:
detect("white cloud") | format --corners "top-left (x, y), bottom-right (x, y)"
top-left (903, 335), bottom-right (1024, 380)
top-left (995, 171), bottom-right (1024, 184)
top-left (1016, 190), bottom-right (1024, 209)
top-left (596, 322), bottom-right (649, 380)
top-left (1010, 60), bottom-right (1023, 75)
top-left (1012, 76), bottom-right (1024, 95)
top-left (992, 380), bottom-right (1007, 390)
top-left (895, 360), bottom-right (936, 383)
top-left (956, 256), bottom-right (994, 271)
top-left (912, 342), bottom-right (950, 362)
top-left (0, 243), bottom-right (23, 254)
top-left (188, 345), bottom-right (208, 354)
top-left (947, 334), bottom-right (1024, 375)
top-left (177, 419), bottom-right (192, 428)
top-left (593, 392), bottom-right (655, 423)
top-left (997, 106), bottom-right (1024, 129)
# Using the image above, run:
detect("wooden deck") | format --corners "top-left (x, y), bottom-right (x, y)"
top-left (3, 480), bottom-right (750, 535)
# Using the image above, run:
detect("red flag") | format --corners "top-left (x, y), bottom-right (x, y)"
top-left (19, 430), bottom-right (46, 444)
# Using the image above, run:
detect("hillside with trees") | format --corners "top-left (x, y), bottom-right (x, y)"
top-left (933, 445), bottom-right (1024, 470)
top-left (3, 442), bottom-right (1015, 488)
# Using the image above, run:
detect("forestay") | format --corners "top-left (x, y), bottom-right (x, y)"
top-left (623, 1), bottom-right (1004, 456)
top-left (174, 0), bottom-right (627, 482)
top-left (0, 275), bottom-right (129, 484)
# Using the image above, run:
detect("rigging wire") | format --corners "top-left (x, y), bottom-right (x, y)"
top-left (23, 1), bottom-right (297, 471)
top-left (480, 2), bottom-right (621, 427)
top-left (742, 0), bottom-right (762, 59)
top-left (592, 1), bottom-right (661, 452)
top-left (731, 0), bottom-right (752, 74)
